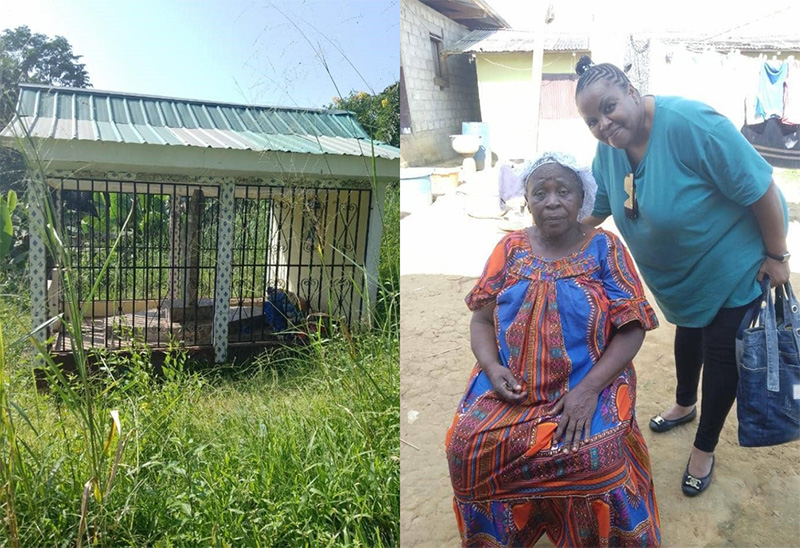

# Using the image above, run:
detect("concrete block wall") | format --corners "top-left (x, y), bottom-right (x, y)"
top-left (400, 0), bottom-right (481, 167)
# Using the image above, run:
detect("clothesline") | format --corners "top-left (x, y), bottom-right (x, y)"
top-left (757, 53), bottom-right (796, 62)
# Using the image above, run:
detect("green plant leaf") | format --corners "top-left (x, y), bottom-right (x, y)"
top-left (7, 189), bottom-right (17, 212)
top-left (0, 197), bottom-right (14, 258)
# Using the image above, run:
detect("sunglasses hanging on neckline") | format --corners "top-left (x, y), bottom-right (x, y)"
top-left (624, 173), bottom-right (639, 220)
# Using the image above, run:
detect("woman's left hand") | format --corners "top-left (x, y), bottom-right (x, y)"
top-left (550, 385), bottom-right (599, 452)
top-left (757, 257), bottom-right (791, 287)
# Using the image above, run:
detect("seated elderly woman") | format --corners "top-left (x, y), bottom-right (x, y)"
top-left (445, 152), bottom-right (662, 547)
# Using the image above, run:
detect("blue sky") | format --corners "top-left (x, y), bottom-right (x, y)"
top-left (3, 0), bottom-right (399, 109)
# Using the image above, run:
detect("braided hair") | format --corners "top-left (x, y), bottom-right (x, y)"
top-left (575, 55), bottom-right (632, 97)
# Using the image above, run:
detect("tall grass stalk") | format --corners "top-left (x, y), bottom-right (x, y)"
top-left (0, 309), bottom-right (21, 548)
top-left (9, 118), bottom-right (135, 544)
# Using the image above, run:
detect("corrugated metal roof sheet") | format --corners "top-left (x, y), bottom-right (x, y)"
top-left (681, 36), bottom-right (800, 52)
top-left (1, 84), bottom-right (400, 160)
top-left (683, 5), bottom-right (800, 52)
top-left (418, 0), bottom-right (510, 30)
top-left (443, 29), bottom-right (589, 55)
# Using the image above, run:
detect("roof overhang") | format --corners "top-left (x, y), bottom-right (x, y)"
top-left (443, 29), bottom-right (590, 58)
top-left (0, 133), bottom-right (398, 184)
top-left (0, 84), bottom-right (399, 184)
top-left (679, 38), bottom-right (800, 53)
top-left (418, 0), bottom-right (510, 30)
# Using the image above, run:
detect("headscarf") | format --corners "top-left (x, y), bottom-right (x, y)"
top-left (498, 151), bottom-right (597, 221)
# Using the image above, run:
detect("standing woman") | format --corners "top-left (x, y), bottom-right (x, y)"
top-left (574, 55), bottom-right (790, 496)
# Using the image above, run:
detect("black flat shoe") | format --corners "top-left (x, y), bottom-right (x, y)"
top-left (682, 456), bottom-right (714, 497)
top-left (649, 407), bottom-right (697, 433)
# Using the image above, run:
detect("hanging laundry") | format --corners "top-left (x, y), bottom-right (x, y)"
top-left (741, 118), bottom-right (800, 169)
top-left (756, 61), bottom-right (788, 120)
top-left (744, 57), bottom-right (765, 125)
top-left (745, 94), bottom-right (763, 125)
top-left (782, 59), bottom-right (800, 126)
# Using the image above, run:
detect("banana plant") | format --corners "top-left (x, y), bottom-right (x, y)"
top-left (0, 190), bottom-right (18, 260)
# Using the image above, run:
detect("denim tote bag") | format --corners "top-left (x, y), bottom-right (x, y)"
top-left (735, 279), bottom-right (800, 447)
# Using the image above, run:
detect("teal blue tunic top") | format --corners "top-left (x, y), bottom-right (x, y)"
top-left (591, 96), bottom-right (785, 327)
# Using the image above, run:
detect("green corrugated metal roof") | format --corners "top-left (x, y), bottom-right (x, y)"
top-left (1, 84), bottom-right (400, 160)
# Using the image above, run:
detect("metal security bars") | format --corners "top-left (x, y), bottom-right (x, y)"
top-left (47, 177), bottom-right (371, 353)
top-left (228, 185), bottom-right (372, 344)
top-left (51, 179), bottom-right (220, 350)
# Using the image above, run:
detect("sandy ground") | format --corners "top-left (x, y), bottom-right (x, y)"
top-left (399, 168), bottom-right (800, 547)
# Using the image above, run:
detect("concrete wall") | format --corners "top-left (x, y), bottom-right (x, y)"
top-left (400, 0), bottom-right (481, 167)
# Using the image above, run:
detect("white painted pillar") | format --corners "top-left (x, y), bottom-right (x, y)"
top-left (363, 180), bottom-right (387, 326)
top-left (530, 17), bottom-right (545, 154)
top-left (212, 180), bottom-right (235, 363)
top-left (529, 3), bottom-right (555, 156)
top-left (29, 173), bottom-right (49, 364)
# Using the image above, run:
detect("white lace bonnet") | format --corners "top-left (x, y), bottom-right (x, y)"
top-left (516, 151), bottom-right (597, 221)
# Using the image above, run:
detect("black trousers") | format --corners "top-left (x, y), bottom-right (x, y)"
top-left (673, 299), bottom-right (757, 453)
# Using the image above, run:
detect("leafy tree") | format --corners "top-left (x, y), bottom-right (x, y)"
top-left (330, 84), bottom-right (399, 327)
top-left (0, 25), bottom-right (90, 126)
top-left (329, 82), bottom-right (399, 147)
top-left (0, 26), bottom-right (91, 269)
top-left (0, 26), bottom-right (91, 193)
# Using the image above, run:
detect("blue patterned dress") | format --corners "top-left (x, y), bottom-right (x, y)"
top-left (446, 228), bottom-right (661, 547)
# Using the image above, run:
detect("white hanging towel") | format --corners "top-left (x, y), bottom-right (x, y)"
top-left (782, 60), bottom-right (800, 125)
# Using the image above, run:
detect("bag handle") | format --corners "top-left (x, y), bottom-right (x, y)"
top-left (736, 278), bottom-right (769, 341)
top-left (775, 284), bottom-right (789, 329)
top-left (776, 282), bottom-right (800, 354)
top-left (735, 278), bottom-right (767, 367)
top-left (762, 279), bottom-right (780, 393)
top-left (735, 277), bottom-right (780, 392)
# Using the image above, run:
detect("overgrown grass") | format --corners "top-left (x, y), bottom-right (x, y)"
top-left (0, 181), bottom-right (399, 546)
top-left (376, 182), bottom-right (399, 330)
top-left (4, 329), bottom-right (398, 546)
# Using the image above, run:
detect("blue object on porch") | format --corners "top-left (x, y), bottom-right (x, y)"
top-left (462, 122), bottom-right (491, 170)
top-left (400, 168), bottom-right (433, 214)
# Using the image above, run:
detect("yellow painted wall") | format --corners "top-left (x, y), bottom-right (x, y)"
top-left (476, 52), bottom-right (582, 84)
top-left (475, 51), bottom-right (590, 161)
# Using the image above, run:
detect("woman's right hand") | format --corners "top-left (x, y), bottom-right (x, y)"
top-left (483, 363), bottom-right (527, 404)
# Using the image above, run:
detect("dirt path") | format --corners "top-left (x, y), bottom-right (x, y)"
top-left (399, 170), bottom-right (800, 547)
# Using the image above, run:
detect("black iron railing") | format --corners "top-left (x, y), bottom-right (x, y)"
top-left (49, 178), bottom-right (371, 351)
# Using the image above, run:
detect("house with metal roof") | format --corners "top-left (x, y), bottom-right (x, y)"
top-left (437, 4), bottom-right (800, 164)
top-left (442, 28), bottom-right (592, 162)
top-left (0, 84), bottom-right (399, 363)
top-left (399, 0), bottom-right (509, 167)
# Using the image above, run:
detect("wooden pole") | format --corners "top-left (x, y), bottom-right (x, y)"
top-left (168, 195), bottom-right (180, 301)
top-left (185, 188), bottom-right (203, 307)
top-left (530, 3), bottom-right (553, 155)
